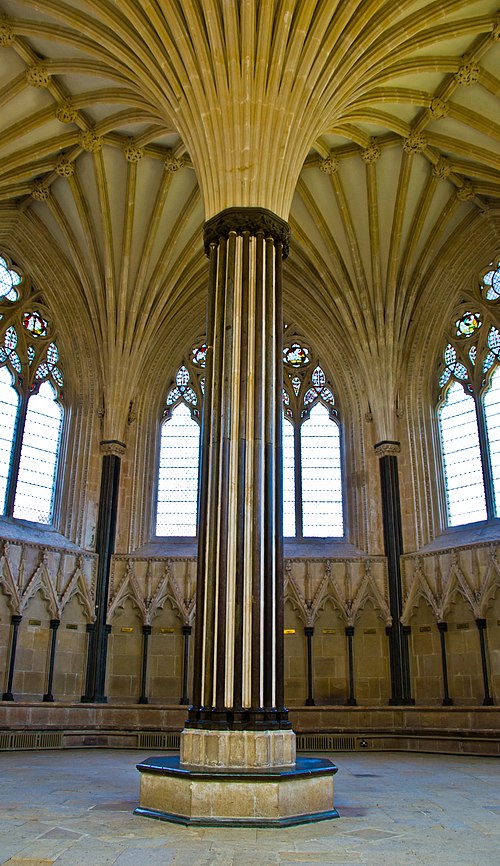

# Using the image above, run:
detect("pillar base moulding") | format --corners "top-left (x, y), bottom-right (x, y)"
top-left (180, 728), bottom-right (296, 770)
top-left (135, 754), bottom-right (338, 828)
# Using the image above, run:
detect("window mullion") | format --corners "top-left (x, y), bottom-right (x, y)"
top-left (294, 422), bottom-right (303, 538)
top-left (5, 391), bottom-right (29, 517)
top-left (475, 392), bottom-right (495, 520)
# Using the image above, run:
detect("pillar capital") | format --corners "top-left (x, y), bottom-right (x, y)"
top-left (100, 439), bottom-right (126, 457)
top-left (374, 440), bottom-right (401, 458)
top-left (203, 206), bottom-right (291, 258)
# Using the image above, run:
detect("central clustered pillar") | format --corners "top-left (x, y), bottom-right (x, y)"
top-left (186, 207), bottom-right (290, 754)
top-left (136, 208), bottom-right (337, 826)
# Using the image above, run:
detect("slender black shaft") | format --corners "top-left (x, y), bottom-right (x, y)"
top-left (3, 614), bottom-right (22, 701)
top-left (476, 619), bottom-right (493, 706)
top-left (138, 625), bottom-right (151, 704)
top-left (180, 625), bottom-right (192, 705)
top-left (345, 626), bottom-right (357, 706)
top-left (437, 622), bottom-right (453, 706)
top-left (304, 627), bottom-right (315, 706)
top-left (43, 619), bottom-right (60, 702)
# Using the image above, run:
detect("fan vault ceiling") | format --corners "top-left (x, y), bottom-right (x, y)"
top-left (0, 1), bottom-right (498, 441)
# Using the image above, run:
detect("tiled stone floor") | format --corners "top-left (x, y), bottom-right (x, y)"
top-left (0, 748), bottom-right (498, 865)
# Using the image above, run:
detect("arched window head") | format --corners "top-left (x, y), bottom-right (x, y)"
top-left (0, 255), bottom-right (64, 524)
top-left (437, 259), bottom-right (500, 527)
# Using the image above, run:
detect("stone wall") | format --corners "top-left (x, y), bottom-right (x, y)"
top-left (0, 538), bottom-right (498, 708)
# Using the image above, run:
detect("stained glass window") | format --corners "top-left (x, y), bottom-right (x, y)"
top-left (283, 342), bottom-right (310, 367)
top-left (0, 256), bottom-right (64, 525)
top-left (455, 311), bottom-right (481, 338)
top-left (438, 264), bottom-right (500, 526)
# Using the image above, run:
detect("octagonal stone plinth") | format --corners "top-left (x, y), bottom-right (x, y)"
top-left (180, 728), bottom-right (296, 769)
top-left (135, 755), bottom-right (338, 827)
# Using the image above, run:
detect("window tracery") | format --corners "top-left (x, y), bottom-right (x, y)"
top-left (0, 255), bottom-right (63, 524)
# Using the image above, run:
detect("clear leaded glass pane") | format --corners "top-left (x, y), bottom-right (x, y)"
top-left (301, 402), bottom-right (343, 536)
top-left (282, 419), bottom-right (295, 536)
top-left (484, 367), bottom-right (500, 516)
top-left (13, 382), bottom-right (62, 524)
top-left (439, 381), bottom-right (486, 526)
top-left (0, 366), bottom-right (19, 514)
top-left (156, 402), bottom-right (200, 535)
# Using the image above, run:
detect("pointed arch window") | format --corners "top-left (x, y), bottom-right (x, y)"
top-left (156, 337), bottom-right (344, 538)
top-left (437, 259), bottom-right (500, 526)
top-left (0, 256), bottom-right (64, 524)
